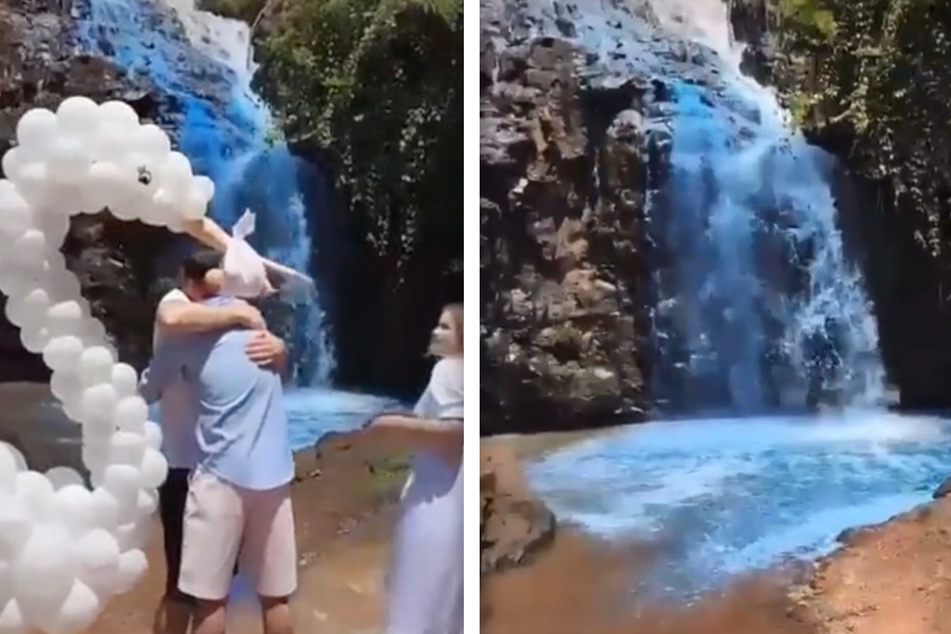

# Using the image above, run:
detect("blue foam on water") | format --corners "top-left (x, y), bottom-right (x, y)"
top-left (529, 413), bottom-right (951, 598)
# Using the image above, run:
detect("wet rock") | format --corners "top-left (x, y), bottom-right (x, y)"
top-left (480, 466), bottom-right (555, 575)
top-left (934, 476), bottom-right (951, 499)
top-left (480, 23), bottom-right (654, 434)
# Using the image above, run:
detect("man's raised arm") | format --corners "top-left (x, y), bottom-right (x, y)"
top-left (157, 298), bottom-right (265, 334)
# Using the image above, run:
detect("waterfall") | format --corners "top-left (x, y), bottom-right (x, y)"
top-left (74, 0), bottom-right (335, 384)
top-left (520, 0), bottom-right (885, 414)
top-left (643, 0), bottom-right (884, 413)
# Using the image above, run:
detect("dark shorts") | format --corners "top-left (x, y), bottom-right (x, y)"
top-left (158, 467), bottom-right (192, 602)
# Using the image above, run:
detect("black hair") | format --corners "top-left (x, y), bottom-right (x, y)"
top-left (180, 248), bottom-right (222, 282)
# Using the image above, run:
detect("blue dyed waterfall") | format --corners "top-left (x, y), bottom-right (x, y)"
top-left (75, 0), bottom-right (333, 384)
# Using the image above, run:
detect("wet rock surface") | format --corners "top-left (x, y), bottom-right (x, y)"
top-left (480, 5), bottom-right (654, 434)
top-left (479, 0), bottom-right (748, 433)
top-left (480, 454), bottom-right (555, 575)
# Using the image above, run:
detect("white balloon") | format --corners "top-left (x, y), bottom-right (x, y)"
top-left (142, 421), bottom-right (162, 451)
top-left (47, 136), bottom-right (91, 185)
top-left (42, 336), bottom-right (84, 372)
top-left (41, 579), bottom-right (100, 634)
top-left (0, 444), bottom-right (26, 473)
top-left (88, 488), bottom-right (119, 534)
top-left (113, 549), bottom-right (146, 594)
top-left (45, 467), bottom-right (84, 490)
top-left (44, 301), bottom-right (84, 338)
top-left (135, 489), bottom-right (158, 518)
top-left (35, 211), bottom-right (70, 247)
top-left (77, 319), bottom-right (108, 348)
top-left (80, 383), bottom-right (117, 426)
top-left (159, 152), bottom-right (192, 187)
top-left (15, 108), bottom-right (58, 152)
top-left (97, 101), bottom-right (139, 131)
top-left (133, 124), bottom-right (171, 161)
top-left (181, 186), bottom-right (207, 220)
top-left (50, 369), bottom-right (82, 405)
top-left (0, 494), bottom-right (33, 557)
top-left (110, 364), bottom-right (139, 398)
top-left (8, 230), bottom-right (46, 267)
top-left (12, 523), bottom-right (76, 621)
top-left (57, 97), bottom-right (100, 135)
top-left (0, 185), bottom-right (32, 239)
top-left (6, 287), bottom-right (49, 326)
top-left (113, 396), bottom-right (148, 432)
top-left (102, 464), bottom-right (139, 518)
top-left (0, 447), bottom-right (18, 495)
top-left (108, 431), bottom-right (145, 468)
top-left (0, 563), bottom-right (12, 615)
top-left (192, 175), bottom-right (215, 203)
top-left (53, 485), bottom-right (98, 537)
top-left (1, 149), bottom-right (22, 182)
top-left (11, 162), bottom-right (50, 208)
top-left (0, 599), bottom-right (24, 634)
top-left (14, 471), bottom-right (55, 521)
top-left (138, 448), bottom-right (168, 489)
top-left (76, 529), bottom-right (120, 596)
top-left (78, 346), bottom-right (113, 386)
top-left (19, 326), bottom-right (50, 354)
top-left (83, 161), bottom-right (124, 214)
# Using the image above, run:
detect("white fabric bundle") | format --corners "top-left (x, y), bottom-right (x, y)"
top-left (220, 210), bottom-right (269, 299)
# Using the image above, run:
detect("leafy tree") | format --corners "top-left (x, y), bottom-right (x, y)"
top-left (773, 0), bottom-right (951, 255)
top-left (252, 0), bottom-right (463, 275)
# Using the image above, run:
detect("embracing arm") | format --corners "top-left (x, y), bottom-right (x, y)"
top-left (157, 298), bottom-right (264, 334)
top-left (138, 339), bottom-right (187, 404)
top-left (244, 330), bottom-right (289, 379)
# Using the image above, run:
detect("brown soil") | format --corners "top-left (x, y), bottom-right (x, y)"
top-left (90, 430), bottom-right (405, 634)
top-left (480, 436), bottom-right (816, 634)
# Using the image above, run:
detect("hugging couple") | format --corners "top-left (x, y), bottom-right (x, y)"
top-left (143, 247), bottom-right (464, 634)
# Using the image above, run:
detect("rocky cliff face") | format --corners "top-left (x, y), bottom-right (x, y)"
top-left (0, 0), bottom-right (187, 377)
top-left (479, 0), bottom-right (664, 434)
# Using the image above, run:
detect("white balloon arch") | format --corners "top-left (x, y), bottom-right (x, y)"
top-left (0, 96), bottom-right (215, 633)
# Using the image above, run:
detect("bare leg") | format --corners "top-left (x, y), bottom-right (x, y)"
top-left (260, 595), bottom-right (294, 634)
top-left (192, 599), bottom-right (227, 634)
top-left (152, 594), bottom-right (192, 634)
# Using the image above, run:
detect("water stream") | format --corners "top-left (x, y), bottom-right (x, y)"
top-left (76, 0), bottom-right (334, 384)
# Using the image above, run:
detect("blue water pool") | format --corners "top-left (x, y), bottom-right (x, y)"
top-left (528, 411), bottom-right (951, 598)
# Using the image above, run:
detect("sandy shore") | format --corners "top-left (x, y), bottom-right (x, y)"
top-left (0, 382), bottom-right (401, 634)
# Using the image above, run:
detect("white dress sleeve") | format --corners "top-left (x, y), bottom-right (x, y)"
top-left (413, 358), bottom-right (463, 421)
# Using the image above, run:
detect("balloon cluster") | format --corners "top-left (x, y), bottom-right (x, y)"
top-left (0, 97), bottom-right (210, 633)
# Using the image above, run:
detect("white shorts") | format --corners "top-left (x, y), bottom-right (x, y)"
top-left (178, 471), bottom-right (298, 601)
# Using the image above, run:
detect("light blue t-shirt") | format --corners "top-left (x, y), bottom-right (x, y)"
top-left (139, 296), bottom-right (294, 491)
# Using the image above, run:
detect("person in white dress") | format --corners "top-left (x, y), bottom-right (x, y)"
top-left (365, 303), bottom-right (464, 634)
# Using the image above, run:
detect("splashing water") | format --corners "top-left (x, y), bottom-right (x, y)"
top-left (75, 0), bottom-right (335, 384)
top-left (645, 0), bottom-right (884, 412)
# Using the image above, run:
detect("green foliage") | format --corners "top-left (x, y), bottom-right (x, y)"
top-left (252, 0), bottom-right (463, 277)
top-left (775, 0), bottom-right (951, 255)
top-left (774, 0), bottom-right (837, 42)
